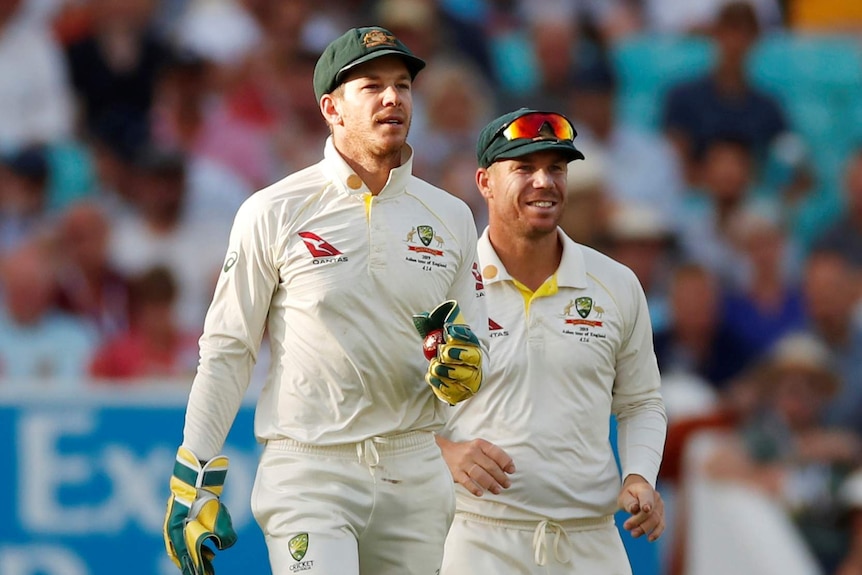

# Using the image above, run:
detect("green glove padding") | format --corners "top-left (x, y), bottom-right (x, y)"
top-left (413, 300), bottom-right (483, 405)
top-left (164, 446), bottom-right (237, 575)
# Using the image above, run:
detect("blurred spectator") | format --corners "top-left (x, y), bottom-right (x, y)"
top-left (169, 0), bottom-right (292, 188)
top-left (568, 48), bottom-right (685, 214)
top-left (801, 250), bottom-right (862, 436)
top-left (53, 200), bottom-right (131, 339)
top-left (838, 468), bottom-right (862, 574)
top-left (653, 262), bottom-right (756, 392)
top-left (658, 367), bottom-right (766, 575)
top-left (410, 56), bottom-right (494, 181)
top-left (0, 0), bottom-right (73, 151)
top-left (107, 146), bottom-right (229, 333)
top-left (82, 110), bottom-right (149, 218)
top-left (676, 136), bottom-right (761, 288)
top-left (175, 0), bottom-right (261, 67)
top-left (720, 205), bottom-right (807, 357)
top-left (642, 0), bottom-right (783, 34)
top-left (90, 265), bottom-right (199, 381)
top-left (557, 146), bottom-right (613, 250)
top-left (64, 0), bottom-right (170, 140)
top-left (494, 10), bottom-right (581, 113)
top-left (603, 201), bottom-right (679, 332)
top-left (659, 1), bottom-right (789, 182)
top-left (701, 332), bottom-right (861, 573)
top-left (812, 148), bottom-right (862, 269)
top-left (149, 47), bottom-right (252, 222)
top-left (266, 48), bottom-right (333, 175)
top-left (516, 0), bottom-right (643, 45)
top-left (0, 144), bottom-right (52, 255)
top-left (425, 0), bottom-right (498, 86)
top-left (375, 0), bottom-right (446, 63)
top-left (435, 150), bottom-right (487, 233)
top-left (0, 240), bottom-right (98, 382)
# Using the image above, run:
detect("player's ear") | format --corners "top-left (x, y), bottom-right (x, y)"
top-left (320, 94), bottom-right (342, 127)
top-left (475, 167), bottom-right (493, 199)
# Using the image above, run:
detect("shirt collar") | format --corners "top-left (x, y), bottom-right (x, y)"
top-left (477, 227), bottom-right (588, 288)
top-left (322, 136), bottom-right (414, 198)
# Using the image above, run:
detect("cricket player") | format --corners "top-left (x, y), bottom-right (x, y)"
top-left (162, 27), bottom-right (487, 575)
top-left (437, 108), bottom-right (667, 574)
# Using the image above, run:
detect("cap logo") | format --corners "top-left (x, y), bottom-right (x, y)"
top-left (363, 30), bottom-right (397, 48)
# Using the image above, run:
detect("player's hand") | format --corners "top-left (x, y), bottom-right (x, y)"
top-left (164, 446), bottom-right (237, 575)
top-left (436, 435), bottom-right (515, 497)
top-left (617, 474), bottom-right (665, 542)
top-left (413, 300), bottom-right (483, 405)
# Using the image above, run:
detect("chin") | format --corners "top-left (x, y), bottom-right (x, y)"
top-left (375, 137), bottom-right (407, 156)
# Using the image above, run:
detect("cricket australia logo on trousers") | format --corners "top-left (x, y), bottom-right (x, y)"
top-left (288, 532), bottom-right (313, 572)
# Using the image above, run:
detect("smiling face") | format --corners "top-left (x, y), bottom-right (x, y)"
top-left (322, 55), bottom-right (413, 163)
top-left (478, 150), bottom-right (569, 240)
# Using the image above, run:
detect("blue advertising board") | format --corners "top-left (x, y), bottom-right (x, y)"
top-left (0, 386), bottom-right (658, 575)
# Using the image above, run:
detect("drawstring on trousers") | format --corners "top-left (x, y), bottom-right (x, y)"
top-left (532, 519), bottom-right (572, 566)
top-left (356, 436), bottom-right (390, 472)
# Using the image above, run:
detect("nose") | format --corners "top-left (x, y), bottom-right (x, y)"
top-left (382, 84), bottom-right (401, 107)
top-left (533, 168), bottom-right (554, 189)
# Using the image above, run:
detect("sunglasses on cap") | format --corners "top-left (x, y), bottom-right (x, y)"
top-left (498, 112), bottom-right (575, 142)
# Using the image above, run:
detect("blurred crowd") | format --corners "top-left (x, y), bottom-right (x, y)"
top-left (2, 0), bottom-right (862, 573)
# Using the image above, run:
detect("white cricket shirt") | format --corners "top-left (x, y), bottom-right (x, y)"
top-left (443, 228), bottom-right (666, 521)
top-left (182, 138), bottom-right (487, 459)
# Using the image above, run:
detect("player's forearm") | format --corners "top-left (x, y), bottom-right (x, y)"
top-left (183, 342), bottom-right (256, 460)
top-left (616, 398), bottom-right (667, 488)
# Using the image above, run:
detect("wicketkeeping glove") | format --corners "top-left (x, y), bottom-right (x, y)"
top-left (164, 446), bottom-right (237, 575)
top-left (413, 300), bottom-right (483, 405)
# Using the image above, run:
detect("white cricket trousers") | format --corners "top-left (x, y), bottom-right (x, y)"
top-left (441, 512), bottom-right (633, 575)
top-left (251, 430), bottom-right (455, 575)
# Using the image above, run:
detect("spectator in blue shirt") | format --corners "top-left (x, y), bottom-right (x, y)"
top-left (660, 1), bottom-right (789, 182)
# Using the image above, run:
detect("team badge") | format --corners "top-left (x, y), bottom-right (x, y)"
top-left (404, 225), bottom-right (445, 260)
top-left (417, 225), bottom-right (434, 246)
top-left (575, 297), bottom-right (593, 318)
top-left (363, 30), bottom-right (397, 48)
top-left (289, 533), bottom-right (309, 562)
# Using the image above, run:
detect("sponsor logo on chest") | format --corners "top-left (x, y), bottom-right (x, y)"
top-left (298, 231), bottom-right (349, 265)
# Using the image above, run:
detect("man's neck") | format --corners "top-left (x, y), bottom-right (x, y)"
top-left (336, 141), bottom-right (402, 195)
top-left (488, 227), bottom-right (562, 292)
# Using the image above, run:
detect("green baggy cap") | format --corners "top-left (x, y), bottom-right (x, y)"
top-left (313, 26), bottom-right (426, 101)
top-left (476, 108), bottom-right (585, 168)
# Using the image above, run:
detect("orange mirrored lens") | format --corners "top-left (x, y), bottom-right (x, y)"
top-left (501, 113), bottom-right (574, 142)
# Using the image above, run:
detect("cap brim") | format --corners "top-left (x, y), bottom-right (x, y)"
top-left (335, 49), bottom-right (426, 83)
top-left (492, 140), bottom-right (585, 164)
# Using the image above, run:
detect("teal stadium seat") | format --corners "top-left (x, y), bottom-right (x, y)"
top-left (749, 33), bottom-right (862, 199)
top-left (612, 32), bottom-right (862, 203)
top-left (611, 35), bottom-right (715, 130)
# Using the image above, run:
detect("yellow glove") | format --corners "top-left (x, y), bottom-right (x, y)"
top-left (413, 300), bottom-right (483, 404)
top-left (164, 446), bottom-right (237, 575)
